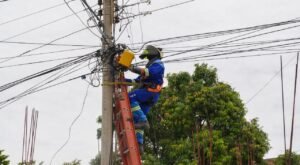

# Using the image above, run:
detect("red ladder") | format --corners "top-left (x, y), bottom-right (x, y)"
top-left (113, 73), bottom-right (142, 165)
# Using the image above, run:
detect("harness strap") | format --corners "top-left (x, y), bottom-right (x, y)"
top-left (147, 84), bottom-right (162, 93)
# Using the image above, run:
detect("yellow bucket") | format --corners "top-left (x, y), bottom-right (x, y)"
top-left (118, 49), bottom-right (135, 68)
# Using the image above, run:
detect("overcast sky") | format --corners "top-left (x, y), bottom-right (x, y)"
top-left (0, 0), bottom-right (300, 164)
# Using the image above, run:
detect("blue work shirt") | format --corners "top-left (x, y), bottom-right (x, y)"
top-left (134, 58), bottom-right (165, 87)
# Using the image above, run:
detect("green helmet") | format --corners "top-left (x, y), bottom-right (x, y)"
top-left (139, 45), bottom-right (163, 60)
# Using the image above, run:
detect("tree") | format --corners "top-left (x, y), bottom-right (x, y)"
top-left (275, 150), bottom-right (300, 165)
top-left (91, 115), bottom-right (121, 165)
top-left (0, 150), bottom-right (10, 165)
top-left (90, 154), bottom-right (100, 165)
top-left (63, 159), bottom-right (81, 165)
top-left (18, 161), bottom-right (44, 165)
top-left (144, 63), bottom-right (270, 164)
top-left (90, 153), bottom-right (121, 165)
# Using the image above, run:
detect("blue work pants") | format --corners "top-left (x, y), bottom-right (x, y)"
top-left (129, 88), bottom-right (160, 144)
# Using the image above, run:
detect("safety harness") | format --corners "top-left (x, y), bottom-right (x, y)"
top-left (140, 58), bottom-right (164, 93)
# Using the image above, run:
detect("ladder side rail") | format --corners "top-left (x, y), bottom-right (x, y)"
top-left (114, 74), bottom-right (142, 165)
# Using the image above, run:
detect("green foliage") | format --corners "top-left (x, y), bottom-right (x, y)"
top-left (144, 63), bottom-right (270, 164)
top-left (18, 161), bottom-right (44, 165)
top-left (274, 150), bottom-right (300, 165)
top-left (90, 154), bottom-right (100, 165)
top-left (62, 159), bottom-right (81, 165)
top-left (96, 116), bottom-right (102, 139)
top-left (97, 128), bottom-right (102, 139)
top-left (97, 116), bottom-right (102, 124)
top-left (192, 63), bottom-right (217, 86)
top-left (90, 152), bottom-right (121, 165)
top-left (0, 150), bottom-right (10, 165)
top-left (242, 118), bottom-right (270, 164)
top-left (142, 153), bottom-right (162, 165)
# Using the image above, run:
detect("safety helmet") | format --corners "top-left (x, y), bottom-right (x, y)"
top-left (139, 45), bottom-right (163, 60)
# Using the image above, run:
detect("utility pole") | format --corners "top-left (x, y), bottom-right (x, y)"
top-left (100, 0), bottom-right (114, 164)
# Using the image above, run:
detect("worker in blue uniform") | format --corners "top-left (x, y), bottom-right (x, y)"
top-left (126, 45), bottom-right (165, 153)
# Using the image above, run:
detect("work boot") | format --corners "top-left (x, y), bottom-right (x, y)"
top-left (135, 121), bottom-right (150, 130)
top-left (139, 144), bottom-right (144, 154)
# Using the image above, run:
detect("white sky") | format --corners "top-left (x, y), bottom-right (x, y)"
top-left (0, 0), bottom-right (300, 164)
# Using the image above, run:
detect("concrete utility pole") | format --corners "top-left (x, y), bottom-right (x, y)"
top-left (100, 0), bottom-right (114, 164)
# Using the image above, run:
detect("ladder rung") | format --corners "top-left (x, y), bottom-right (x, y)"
top-left (116, 111), bottom-right (121, 119)
top-left (123, 148), bottom-right (129, 154)
top-left (120, 129), bottom-right (126, 136)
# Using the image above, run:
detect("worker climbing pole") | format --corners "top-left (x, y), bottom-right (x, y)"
top-left (98, 0), bottom-right (165, 163)
top-left (101, 43), bottom-right (165, 164)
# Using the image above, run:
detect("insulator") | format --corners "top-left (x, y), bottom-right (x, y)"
top-left (115, 5), bottom-right (119, 12)
top-left (98, 9), bottom-right (103, 16)
top-left (114, 16), bottom-right (120, 23)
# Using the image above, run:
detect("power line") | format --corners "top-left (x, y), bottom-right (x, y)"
top-left (0, 61), bottom-right (96, 110)
top-left (162, 23), bottom-right (300, 60)
top-left (0, 4), bottom-right (98, 42)
top-left (80, 0), bottom-right (110, 45)
top-left (158, 22), bottom-right (300, 63)
top-left (245, 55), bottom-right (297, 104)
top-left (0, 47), bottom-right (97, 60)
top-left (79, 0), bottom-right (103, 36)
top-left (49, 83), bottom-right (90, 165)
top-left (63, 0), bottom-right (101, 38)
top-left (120, 0), bottom-right (150, 9)
top-left (163, 41), bottom-right (300, 63)
top-left (0, 0), bottom-right (75, 26)
top-left (2, 17), bottom-right (296, 52)
top-left (0, 51), bottom-right (96, 93)
top-left (129, 18), bottom-right (300, 52)
top-left (120, 0), bottom-right (195, 20)
top-left (151, 0), bottom-right (194, 13)
top-left (0, 40), bottom-right (98, 47)
top-left (164, 51), bottom-right (298, 63)
top-left (0, 55), bottom-right (88, 69)
top-left (0, 27), bottom-right (91, 65)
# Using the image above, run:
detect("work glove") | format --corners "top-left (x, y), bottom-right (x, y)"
top-left (129, 65), bottom-right (143, 75)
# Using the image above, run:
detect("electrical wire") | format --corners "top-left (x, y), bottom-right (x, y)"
top-left (0, 55), bottom-right (89, 69)
top-left (137, 3), bottom-right (144, 43)
top-left (80, 0), bottom-right (102, 35)
top-left (164, 51), bottom-right (298, 64)
top-left (0, 61), bottom-right (96, 110)
top-left (0, 40), bottom-right (98, 47)
top-left (151, 0), bottom-right (194, 13)
top-left (63, 0), bottom-right (101, 38)
top-left (115, 19), bottom-right (132, 42)
top-left (0, 47), bottom-right (97, 60)
top-left (163, 41), bottom-right (300, 63)
top-left (80, 0), bottom-right (111, 45)
top-left (0, 4), bottom-right (98, 42)
top-left (0, 51), bottom-right (96, 93)
top-left (162, 23), bottom-right (300, 60)
top-left (0, 0), bottom-right (75, 26)
top-left (119, 0), bottom-right (195, 20)
top-left (120, 0), bottom-right (150, 9)
top-left (0, 27), bottom-right (90, 65)
top-left (0, 64), bottom-right (81, 109)
top-left (49, 83), bottom-right (90, 165)
top-left (245, 55), bottom-right (297, 104)
top-left (129, 18), bottom-right (300, 53)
